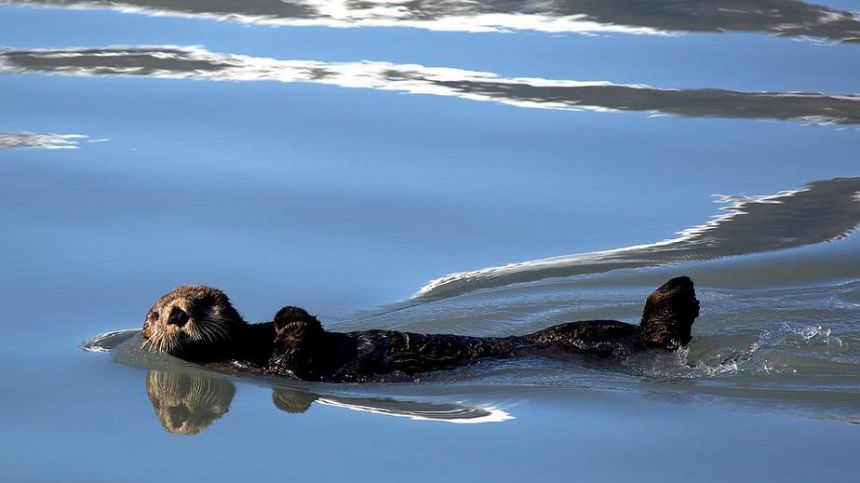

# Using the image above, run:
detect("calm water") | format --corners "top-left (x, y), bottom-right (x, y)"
top-left (2, 1), bottom-right (860, 481)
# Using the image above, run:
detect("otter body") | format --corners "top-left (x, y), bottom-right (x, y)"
top-left (264, 320), bottom-right (644, 382)
top-left (143, 277), bottom-right (700, 382)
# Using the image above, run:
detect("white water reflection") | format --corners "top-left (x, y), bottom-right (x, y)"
top-left (5, 0), bottom-right (860, 41)
top-left (314, 396), bottom-right (513, 424)
top-left (3, 45), bottom-right (860, 124)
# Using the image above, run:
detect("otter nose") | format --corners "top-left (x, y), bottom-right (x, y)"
top-left (167, 307), bottom-right (189, 327)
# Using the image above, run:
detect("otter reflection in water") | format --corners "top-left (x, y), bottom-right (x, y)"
top-left (145, 370), bottom-right (511, 434)
top-left (141, 277), bottom-right (699, 382)
top-left (145, 371), bottom-right (235, 435)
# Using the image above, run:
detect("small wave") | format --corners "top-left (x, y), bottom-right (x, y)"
top-left (81, 328), bottom-right (139, 352)
top-left (761, 322), bottom-right (845, 349)
top-left (416, 177), bottom-right (860, 300)
top-left (632, 321), bottom-right (851, 380)
top-left (835, 282), bottom-right (860, 307)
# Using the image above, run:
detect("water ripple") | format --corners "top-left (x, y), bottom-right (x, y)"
top-left (417, 177), bottom-right (860, 299)
top-left (2, 45), bottom-right (860, 124)
top-left (5, 0), bottom-right (860, 41)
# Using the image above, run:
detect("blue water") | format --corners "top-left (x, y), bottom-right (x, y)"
top-left (1, 1), bottom-right (859, 481)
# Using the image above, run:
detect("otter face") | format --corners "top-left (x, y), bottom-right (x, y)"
top-left (142, 285), bottom-right (243, 356)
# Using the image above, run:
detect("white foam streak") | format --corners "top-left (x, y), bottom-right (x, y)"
top-left (316, 398), bottom-right (514, 423)
top-left (0, 132), bottom-right (89, 150)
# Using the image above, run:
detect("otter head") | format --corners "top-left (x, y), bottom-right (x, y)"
top-left (142, 285), bottom-right (245, 358)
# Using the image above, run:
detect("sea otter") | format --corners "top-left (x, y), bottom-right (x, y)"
top-left (142, 276), bottom-right (700, 382)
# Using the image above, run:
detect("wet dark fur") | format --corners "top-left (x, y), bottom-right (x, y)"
top-left (143, 277), bottom-right (700, 382)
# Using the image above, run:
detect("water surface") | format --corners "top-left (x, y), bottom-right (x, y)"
top-left (1, 1), bottom-right (859, 481)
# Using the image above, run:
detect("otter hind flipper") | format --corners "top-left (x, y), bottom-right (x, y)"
top-left (639, 276), bottom-right (700, 350)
